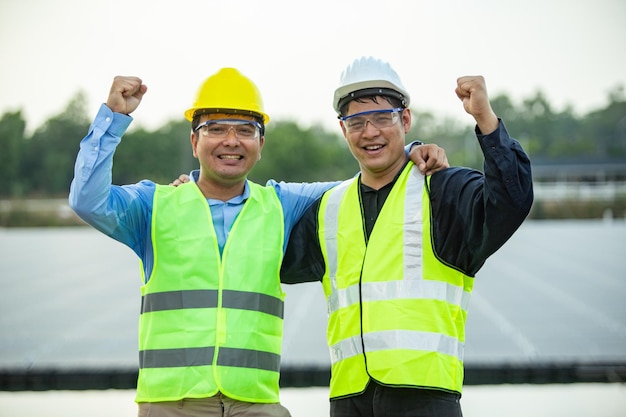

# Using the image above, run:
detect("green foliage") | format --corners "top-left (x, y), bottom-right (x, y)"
top-left (19, 93), bottom-right (91, 196)
top-left (0, 110), bottom-right (27, 196)
top-left (581, 87), bottom-right (626, 155)
top-left (112, 120), bottom-right (194, 185)
top-left (250, 121), bottom-right (357, 184)
top-left (408, 112), bottom-right (479, 169)
top-left (490, 88), bottom-right (626, 158)
top-left (0, 86), bottom-right (624, 199)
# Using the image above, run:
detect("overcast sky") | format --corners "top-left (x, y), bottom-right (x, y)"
top-left (1, 0), bottom-right (625, 134)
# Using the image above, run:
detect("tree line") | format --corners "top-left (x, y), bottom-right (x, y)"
top-left (1, 87), bottom-right (625, 198)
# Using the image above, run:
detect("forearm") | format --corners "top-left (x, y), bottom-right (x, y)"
top-left (469, 121), bottom-right (533, 258)
top-left (478, 119), bottom-right (534, 210)
top-left (474, 111), bottom-right (500, 136)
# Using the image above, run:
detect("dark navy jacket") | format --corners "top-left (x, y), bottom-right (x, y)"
top-left (280, 120), bottom-right (534, 283)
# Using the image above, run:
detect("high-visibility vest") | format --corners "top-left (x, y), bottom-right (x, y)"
top-left (318, 162), bottom-right (474, 399)
top-left (136, 182), bottom-right (285, 403)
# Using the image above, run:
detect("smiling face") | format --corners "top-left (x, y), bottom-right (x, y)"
top-left (190, 112), bottom-right (264, 198)
top-left (340, 97), bottom-right (411, 189)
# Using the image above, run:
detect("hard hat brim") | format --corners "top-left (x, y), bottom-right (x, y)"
top-left (184, 107), bottom-right (270, 125)
top-left (333, 80), bottom-right (411, 114)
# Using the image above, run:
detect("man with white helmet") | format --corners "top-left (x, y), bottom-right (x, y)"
top-left (281, 57), bottom-right (534, 416)
top-left (68, 67), bottom-right (449, 416)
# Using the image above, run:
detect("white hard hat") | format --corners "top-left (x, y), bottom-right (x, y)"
top-left (333, 56), bottom-right (411, 115)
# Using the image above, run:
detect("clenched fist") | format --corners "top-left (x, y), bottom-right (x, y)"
top-left (455, 76), bottom-right (499, 134)
top-left (106, 76), bottom-right (148, 115)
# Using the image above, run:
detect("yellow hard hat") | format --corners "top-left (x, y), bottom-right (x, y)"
top-left (184, 68), bottom-right (270, 124)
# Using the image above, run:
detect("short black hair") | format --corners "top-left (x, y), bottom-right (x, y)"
top-left (338, 93), bottom-right (405, 118)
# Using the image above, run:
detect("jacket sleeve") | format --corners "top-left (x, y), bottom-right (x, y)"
top-left (428, 119), bottom-right (534, 276)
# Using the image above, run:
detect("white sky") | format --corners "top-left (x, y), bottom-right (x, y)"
top-left (1, 0), bottom-right (625, 133)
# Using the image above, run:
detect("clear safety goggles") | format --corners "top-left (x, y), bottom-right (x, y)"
top-left (194, 119), bottom-right (262, 139)
top-left (340, 108), bottom-right (404, 133)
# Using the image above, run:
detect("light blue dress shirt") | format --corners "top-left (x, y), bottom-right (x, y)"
top-left (69, 104), bottom-right (339, 282)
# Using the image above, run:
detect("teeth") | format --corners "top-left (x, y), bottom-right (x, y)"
top-left (220, 155), bottom-right (241, 160)
top-left (365, 145), bottom-right (383, 150)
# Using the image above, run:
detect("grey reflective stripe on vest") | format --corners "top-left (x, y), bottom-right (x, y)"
top-left (142, 289), bottom-right (284, 318)
top-left (328, 279), bottom-right (471, 314)
top-left (140, 346), bottom-right (280, 372)
top-left (224, 290), bottom-right (284, 318)
top-left (140, 346), bottom-right (215, 368)
top-left (323, 180), bottom-right (352, 295)
top-left (330, 330), bottom-right (464, 363)
top-left (403, 166), bottom-right (423, 282)
top-left (141, 290), bottom-right (218, 313)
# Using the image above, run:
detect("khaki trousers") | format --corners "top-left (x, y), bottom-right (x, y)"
top-left (138, 393), bottom-right (291, 417)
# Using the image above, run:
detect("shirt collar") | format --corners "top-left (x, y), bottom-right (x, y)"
top-left (190, 169), bottom-right (250, 205)
top-left (359, 159), bottom-right (410, 193)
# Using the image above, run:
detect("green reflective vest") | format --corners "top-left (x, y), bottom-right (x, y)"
top-left (318, 162), bottom-right (474, 399)
top-left (136, 182), bottom-right (285, 403)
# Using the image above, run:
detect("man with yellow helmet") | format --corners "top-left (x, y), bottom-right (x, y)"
top-left (69, 66), bottom-right (449, 416)
top-left (281, 56), bottom-right (534, 416)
